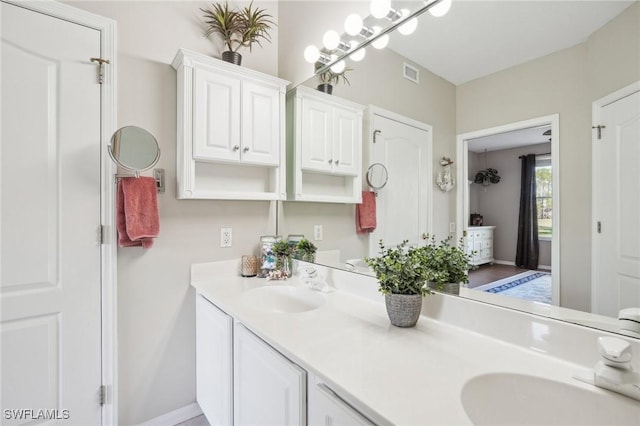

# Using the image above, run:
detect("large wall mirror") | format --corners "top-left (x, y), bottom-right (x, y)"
top-left (277, 0), bottom-right (640, 338)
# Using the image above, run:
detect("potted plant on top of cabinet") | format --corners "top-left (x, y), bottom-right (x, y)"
top-left (422, 234), bottom-right (474, 295)
top-left (200, 1), bottom-right (275, 66)
top-left (317, 67), bottom-right (352, 95)
top-left (365, 240), bottom-right (433, 327)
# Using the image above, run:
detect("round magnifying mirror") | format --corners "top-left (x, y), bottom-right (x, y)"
top-left (366, 163), bottom-right (388, 191)
top-left (108, 126), bottom-right (160, 172)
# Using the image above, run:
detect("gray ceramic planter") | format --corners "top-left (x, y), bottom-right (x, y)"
top-left (384, 293), bottom-right (423, 327)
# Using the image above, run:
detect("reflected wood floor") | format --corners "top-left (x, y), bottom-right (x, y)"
top-left (468, 264), bottom-right (531, 289)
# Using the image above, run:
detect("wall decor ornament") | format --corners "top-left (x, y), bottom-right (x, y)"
top-left (436, 156), bottom-right (455, 192)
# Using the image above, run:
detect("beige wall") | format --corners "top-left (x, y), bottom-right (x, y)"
top-left (457, 2), bottom-right (639, 311)
top-left (69, 1), bottom-right (278, 424)
top-left (469, 144), bottom-right (552, 266)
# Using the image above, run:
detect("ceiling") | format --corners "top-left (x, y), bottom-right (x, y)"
top-left (467, 125), bottom-right (551, 153)
top-left (387, 0), bottom-right (635, 85)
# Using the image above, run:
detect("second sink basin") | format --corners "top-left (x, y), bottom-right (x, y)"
top-left (241, 285), bottom-right (325, 314)
top-left (461, 372), bottom-right (639, 425)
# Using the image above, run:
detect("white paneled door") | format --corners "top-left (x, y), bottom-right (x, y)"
top-left (369, 113), bottom-right (431, 255)
top-left (1, 2), bottom-right (103, 425)
top-left (594, 88), bottom-right (640, 317)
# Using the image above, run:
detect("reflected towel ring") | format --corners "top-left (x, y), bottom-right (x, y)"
top-left (366, 163), bottom-right (388, 196)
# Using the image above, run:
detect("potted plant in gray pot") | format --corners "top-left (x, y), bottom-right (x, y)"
top-left (422, 234), bottom-right (474, 295)
top-left (294, 238), bottom-right (317, 263)
top-left (201, 1), bottom-right (275, 66)
top-left (365, 240), bottom-right (432, 327)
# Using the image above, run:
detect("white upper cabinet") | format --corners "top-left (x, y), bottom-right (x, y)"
top-left (172, 49), bottom-right (288, 200)
top-left (287, 86), bottom-right (364, 203)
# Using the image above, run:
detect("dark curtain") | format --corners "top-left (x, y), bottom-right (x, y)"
top-left (515, 154), bottom-right (539, 269)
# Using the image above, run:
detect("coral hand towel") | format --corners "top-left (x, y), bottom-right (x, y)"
top-left (356, 191), bottom-right (377, 234)
top-left (117, 177), bottom-right (159, 248)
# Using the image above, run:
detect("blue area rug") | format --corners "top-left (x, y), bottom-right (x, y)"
top-left (475, 271), bottom-right (552, 304)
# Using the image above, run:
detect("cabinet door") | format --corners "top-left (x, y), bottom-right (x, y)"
top-left (234, 324), bottom-right (306, 426)
top-left (193, 67), bottom-right (241, 163)
top-left (308, 381), bottom-right (373, 426)
top-left (331, 107), bottom-right (360, 176)
top-left (300, 97), bottom-right (333, 173)
top-left (196, 295), bottom-right (233, 426)
top-left (242, 81), bottom-right (280, 166)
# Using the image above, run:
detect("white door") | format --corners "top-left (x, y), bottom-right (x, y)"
top-left (301, 98), bottom-right (333, 173)
top-left (1, 3), bottom-right (103, 424)
top-left (241, 81), bottom-right (280, 166)
top-left (234, 324), bottom-right (305, 426)
top-left (594, 89), bottom-right (640, 317)
top-left (193, 67), bottom-right (241, 163)
top-left (369, 114), bottom-right (431, 254)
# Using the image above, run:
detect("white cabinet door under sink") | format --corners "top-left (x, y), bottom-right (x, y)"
top-left (308, 378), bottom-right (373, 426)
top-left (234, 323), bottom-right (306, 426)
top-left (193, 67), bottom-right (241, 163)
top-left (196, 295), bottom-right (233, 426)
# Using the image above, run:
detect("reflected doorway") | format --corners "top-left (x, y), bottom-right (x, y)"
top-left (456, 114), bottom-right (560, 306)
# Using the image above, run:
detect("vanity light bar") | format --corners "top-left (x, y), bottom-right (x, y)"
top-left (314, 0), bottom-right (447, 76)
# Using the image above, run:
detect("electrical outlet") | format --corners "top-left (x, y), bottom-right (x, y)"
top-left (220, 227), bottom-right (232, 248)
top-left (314, 225), bottom-right (323, 241)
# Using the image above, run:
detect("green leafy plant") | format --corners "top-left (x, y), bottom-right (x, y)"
top-left (295, 238), bottom-right (317, 262)
top-left (421, 234), bottom-right (474, 288)
top-left (201, 1), bottom-right (275, 53)
top-left (271, 239), bottom-right (292, 257)
top-left (365, 240), bottom-right (432, 296)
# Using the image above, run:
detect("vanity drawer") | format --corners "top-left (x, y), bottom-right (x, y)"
top-left (482, 240), bottom-right (492, 249)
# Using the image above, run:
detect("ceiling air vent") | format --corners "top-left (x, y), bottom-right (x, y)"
top-left (403, 63), bottom-right (419, 84)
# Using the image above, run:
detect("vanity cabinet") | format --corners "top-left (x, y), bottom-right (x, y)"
top-left (467, 226), bottom-right (496, 266)
top-left (195, 295), bottom-right (233, 425)
top-left (287, 86), bottom-right (364, 203)
top-left (308, 375), bottom-right (373, 426)
top-left (172, 48), bottom-right (289, 200)
top-left (196, 293), bottom-right (306, 426)
top-left (234, 324), bottom-right (306, 426)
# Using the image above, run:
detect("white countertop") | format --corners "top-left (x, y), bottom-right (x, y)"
top-left (190, 261), bottom-right (634, 425)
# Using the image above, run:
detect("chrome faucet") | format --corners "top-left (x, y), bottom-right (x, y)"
top-left (594, 336), bottom-right (640, 400)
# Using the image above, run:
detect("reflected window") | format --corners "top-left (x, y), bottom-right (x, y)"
top-left (535, 155), bottom-right (552, 240)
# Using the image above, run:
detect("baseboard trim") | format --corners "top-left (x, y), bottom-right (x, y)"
top-left (492, 260), bottom-right (552, 271)
top-left (137, 403), bottom-right (203, 426)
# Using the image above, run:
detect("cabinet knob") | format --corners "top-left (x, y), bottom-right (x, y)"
top-left (335, 159), bottom-right (340, 165)
top-left (233, 145), bottom-right (240, 151)
top-left (243, 146), bottom-right (250, 153)
top-left (328, 159), bottom-right (333, 164)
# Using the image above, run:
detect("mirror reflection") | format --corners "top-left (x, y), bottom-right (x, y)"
top-left (109, 126), bottom-right (160, 172)
top-left (278, 0), bottom-right (640, 337)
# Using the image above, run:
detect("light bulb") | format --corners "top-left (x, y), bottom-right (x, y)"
top-left (398, 9), bottom-right (418, 35)
top-left (330, 60), bottom-right (346, 74)
top-left (371, 26), bottom-right (389, 49)
top-left (349, 41), bottom-right (366, 62)
top-left (370, 0), bottom-right (391, 19)
top-left (429, 0), bottom-right (452, 17)
top-left (304, 45), bottom-right (320, 63)
top-left (344, 14), bottom-right (363, 36)
top-left (323, 30), bottom-right (341, 50)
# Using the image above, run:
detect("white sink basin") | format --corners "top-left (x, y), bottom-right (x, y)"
top-left (241, 286), bottom-right (325, 313)
top-left (461, 373), bottom-right (639, 425)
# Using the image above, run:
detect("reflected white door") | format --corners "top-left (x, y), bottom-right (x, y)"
top-left (594, 89), bottom-right (640, 317)
top-left (1, 3), bottom-right (102, 424)
top-left (369, 114), bottom-right (431, 254)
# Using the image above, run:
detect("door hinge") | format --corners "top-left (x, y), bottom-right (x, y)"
top-left (99, 385), bottom-right (109, 405)
top-left (597, 221), bottom-right (602, 234)
top-left (98, 225), bottom-right (105, 245)
top-left (592, 125), bottom-right (606, 140)
top-left (90, 58), bottom-right (110, 84)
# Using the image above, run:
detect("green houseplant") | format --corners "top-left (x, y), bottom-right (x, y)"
top-left (294, 238), bottom-right (317, 263)
top-left (422, 234), bottom-right (474, 295)
top-left (271, 239), bottom-right (293, 278)
top-left (317, 67), bottom-right (352, 95)
top-left (365, 240), bottom-right (432, 327)
top-left (201, 1), bottom-right (275, 65)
